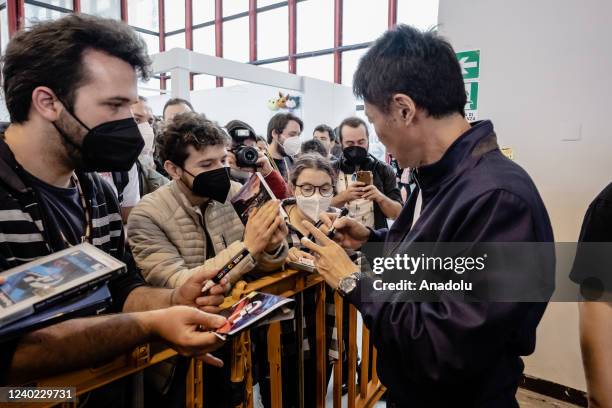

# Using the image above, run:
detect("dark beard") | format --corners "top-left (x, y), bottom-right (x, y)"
top-left (276, 138), bottom-right (288, 157)
top-left (54, 111), bottom-right (86, 170)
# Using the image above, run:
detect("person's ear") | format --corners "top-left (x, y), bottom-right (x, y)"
top-left (31, 86), bottom-right (63, 122)
top-left (391, 93), bottom-right (417, 126)
top-left (164, 160), bottom-right (182, 181)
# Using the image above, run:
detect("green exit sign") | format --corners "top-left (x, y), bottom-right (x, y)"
top-left (456, 50), bottom-right (480, 80)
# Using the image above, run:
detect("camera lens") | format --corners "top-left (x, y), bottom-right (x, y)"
top-left (235, 146), bottom-right (259, 167)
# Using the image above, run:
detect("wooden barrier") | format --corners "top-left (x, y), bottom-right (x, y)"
top-left (10, 268), bottom-right (384, 408)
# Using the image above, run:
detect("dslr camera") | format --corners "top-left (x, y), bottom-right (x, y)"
top-left (232, 129), bottom-right (259, 167)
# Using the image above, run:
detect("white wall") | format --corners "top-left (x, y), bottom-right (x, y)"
top-left (439, 0), bottom-right (612, 391)
top-left (147, 78), bottom-right (355, 142)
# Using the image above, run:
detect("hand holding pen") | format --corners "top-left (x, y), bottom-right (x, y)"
top-left (317, 208), bottom-right (370, 251)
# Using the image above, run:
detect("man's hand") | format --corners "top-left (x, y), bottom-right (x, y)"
top-left (244, 200), bottom-right (285, 255)
top-left (255, 150), bottom-right (274, 177)
top-left (227, 149), bottom-right (273, 177)
top-left (143, 306), bottom-right (226, 366)
top-left (335, 182), bottom-right (365, 205)
top-left (299, 220), bottom-right (359, 289)
top-left (172, 268), bottom-right (229, 313)
top-left (286, 247), bottom-right (315, 263)
top-left (0, 276), bottom-right (4, 285)
top-left (361, 184), bottom-right (384, 203)
top-left (265, 216), bottom-right (288, 253)
top-left (319, 212), bottom-right (370, 250)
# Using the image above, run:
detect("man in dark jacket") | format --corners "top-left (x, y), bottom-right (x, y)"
top-left (301, 24), bottom-right (553, 407)
top-left (331, 116), bottom-right (403, 230)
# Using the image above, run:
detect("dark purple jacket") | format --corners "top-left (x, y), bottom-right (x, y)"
top-left (347, 120), bottom-right (553, 407)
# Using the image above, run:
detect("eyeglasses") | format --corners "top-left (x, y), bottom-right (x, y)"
top-left (296, 183), bottom-right (334, 197)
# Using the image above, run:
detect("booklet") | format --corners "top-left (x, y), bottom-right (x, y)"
top-left (231, 172), bottom-right (288, 225)
top-left (0, 284), bottom-right (112, 340)
top-left (215, 291), bottom-right (295, 340)
top-left (0, 243), bottom-right (126, 328)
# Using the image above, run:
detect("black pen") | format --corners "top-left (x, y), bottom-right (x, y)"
top-left (201, 248), bottom-right (250, 293)
top-left (326, 207), bottom-right (350, 239)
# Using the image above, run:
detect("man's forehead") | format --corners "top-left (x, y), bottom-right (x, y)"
top-left (343, 125), bottom-right (368, 139)
top-left (79, 49), bottom-right (138, 100)
top-left (186, 144), bottom-right (226, 160)
top-left (132, 100), bottom-right (152, 114)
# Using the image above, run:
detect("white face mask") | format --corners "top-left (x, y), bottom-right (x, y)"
top-left (296, 194), bottom-right (333, 222)
top-left (137, 122), bottom-right (155, 159)
top-left (281, 135), bottom-right (301, 157)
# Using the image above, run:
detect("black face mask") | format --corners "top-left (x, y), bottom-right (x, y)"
top-left (54, 102), bottom-right (144, 172)
top-left (343, 146), bottom-right (368, 166)
top-left (183, 167), bottom-right (231, 203)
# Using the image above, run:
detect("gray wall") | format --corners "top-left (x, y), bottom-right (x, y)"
top-left (439, 0), bottom-right (612, 390)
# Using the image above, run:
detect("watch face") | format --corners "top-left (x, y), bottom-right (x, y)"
top-left (339, 275), bottom-right (357, 295)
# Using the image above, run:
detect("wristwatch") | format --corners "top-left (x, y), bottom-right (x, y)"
top-left (337, 272), bottom-right (360, 297)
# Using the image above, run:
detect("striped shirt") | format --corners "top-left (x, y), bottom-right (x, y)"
top-left (0, 137), bottom-right (144, 312)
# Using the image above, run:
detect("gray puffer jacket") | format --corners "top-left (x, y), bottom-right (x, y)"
top-left (127, 180), bottom-right (287, 288)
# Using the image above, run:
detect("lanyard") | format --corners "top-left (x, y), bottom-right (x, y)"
top-left (59, 174), bottom-right (92, 247)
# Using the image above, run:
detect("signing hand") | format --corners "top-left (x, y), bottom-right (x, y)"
top-left (299, 220), bottom-right (360, 289)
top-left (145, 306), bottom-right (226, 366)
top-left (319, 212), bottom-right (370, 251)
top-left (172, 268), bottom-right (230, 313)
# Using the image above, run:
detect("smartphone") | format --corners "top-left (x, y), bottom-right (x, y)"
top-left (356, 170), bottom-right (373, 185)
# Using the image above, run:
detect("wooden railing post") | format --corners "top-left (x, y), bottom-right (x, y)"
top-left (315, 282), bottom-right (327, 407)
top-left (186, 358), bottom-right (203, 408)
top-left (267, 321), bottom-right (283, 408)
top-left (347, 304), bottom-right (358, 408)
top-left (230, 331), bottom-right (253, 408)
top-left (332, 292), bottom-right (344, 408)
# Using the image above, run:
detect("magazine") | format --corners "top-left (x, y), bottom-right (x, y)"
top-left (231, 172), bottom-right (288, 225)
top-left (215, 291), bottom-right (295, 340)
top-left (0, 284), bottom-right (112, 340)
top-left (0, 243), bottom-right (126, 328)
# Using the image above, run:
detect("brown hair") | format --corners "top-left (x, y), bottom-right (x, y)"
top-left (337, 116), bottom-right (369, 143)
top-left (290, 153), bottom-right (336, 189)
top-left (2, 14), bottom-right (151, 123)
top-left (266, 112), bottom-right (304, 143)
top-left (157, 112), bottom-right (230, 167)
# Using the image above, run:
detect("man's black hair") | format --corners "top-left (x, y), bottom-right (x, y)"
top-left (300, 139), bottom-right (328, 157)
top-left (337, 116), bottom-right (369, 143)
top-left (2, 14), bottom-right (151, 123)
top-left (225, 119), bottom-right (257, 145)
top-left (313, 124), bottom-right (336, 142)
top-left (353, 24), bottom-right (466, 118)
top-left (163, 98), bottom-right (195, 118)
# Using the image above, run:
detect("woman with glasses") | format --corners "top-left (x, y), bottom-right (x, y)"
top-left (284, 153), bottom-right (337, 259)
top-left (261, 153), bottom-right (339, 407)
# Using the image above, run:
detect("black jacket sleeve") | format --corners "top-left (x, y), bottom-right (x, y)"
top-left (379, 163), bottom-right (402, 204)
top-left (347, 190), bottom-right (549, 383)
